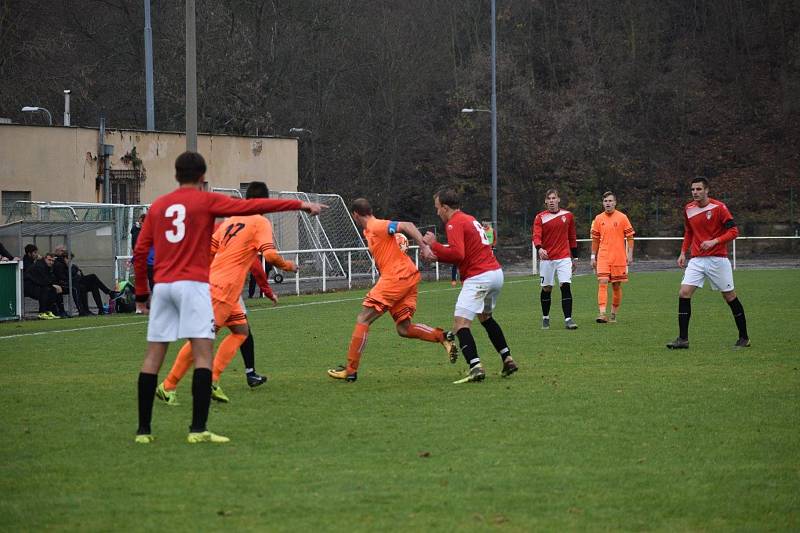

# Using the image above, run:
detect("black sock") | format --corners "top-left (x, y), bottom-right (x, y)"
top-left (240, 332), bottom-right (255, 371)
top-left (137, 372), bottom-right (157, 435)
top-left (190, 368), bottom-right (212, 433)
top-left (727, 297), bottom-right (748, 339)
top-left (679, 297), bottom-right (691, 339)
top-left (540, 290), bottom-right (552, 317)
top-left (561, 283), bottom-right (573, 319)
top-left (456, 328), bottom-right (481, 368)
top-left (480, 317), bottom-right (511, 362)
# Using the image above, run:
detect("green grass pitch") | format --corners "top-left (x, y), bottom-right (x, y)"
top-left (1, 269), bottom-right (798, 531)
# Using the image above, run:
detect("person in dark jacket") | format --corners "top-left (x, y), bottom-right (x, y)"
top-left (53, 245), bottom-right (117, 315)
top-left (25, 252), bottom-right (62, 319)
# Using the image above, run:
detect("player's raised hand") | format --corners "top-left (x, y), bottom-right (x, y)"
top-left (300, 202), bottom-right (327, 216)
top-left (422, 231), bottom-right (437, 246)
top-left (419, 244), bottom-right (435, 262)
top-left (422, 248), bottom-right (438, 262)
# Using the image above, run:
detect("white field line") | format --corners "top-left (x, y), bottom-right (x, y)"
top-left (0, 279), bottom-right (536, 340)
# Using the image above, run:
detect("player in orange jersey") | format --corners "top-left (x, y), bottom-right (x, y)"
top-left (327, 198), bottom-right (457, 382)
top-left (156, 181), bottom-right (298, 404)
top-left (590, 191), bottom-right (635, 323)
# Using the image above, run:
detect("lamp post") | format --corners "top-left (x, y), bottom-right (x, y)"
top-left (21, 106), bottom-right (53, 125)
top-left (459, 0), bottom-right (498, 233)
top-left (490, 0), bottom-right (497, 235)
top-left (290, 128), bottom-right (316, 191)
top-left (461, 103), bottom-right (497, 233)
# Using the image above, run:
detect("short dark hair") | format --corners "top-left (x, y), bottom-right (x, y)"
top-left (545, 188), bottom-right (559, 199)
top-left (245, 181), bottom-right (270, 199)
top-left (174, 151), bottom-right (207, 183)
top-left (435, 188), bottom-right (461, 209)
top-left (24, 244), bottom-right (37, 254)
top-left (350, 198), bottom-right (372, 216)
top-left (44, 252), bottom-right (56, 259)
top-left (602, 191), bottom-right (615, 200)
top-left (691, 176), bottom-right (709, 188)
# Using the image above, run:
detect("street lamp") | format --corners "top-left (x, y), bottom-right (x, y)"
top-left (21, 106), bottom-right (52, 125)
top-left (459, 0), bottom-right (498, 234)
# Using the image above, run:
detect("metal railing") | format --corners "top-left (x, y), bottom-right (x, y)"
top-left (114, 235), bottom-right (798, 297)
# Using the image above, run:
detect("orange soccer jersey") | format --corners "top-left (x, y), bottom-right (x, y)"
top-left (362, 218), bottom-right (419, 322)
top-left (210, 215), bottom-right (276, 303)
top-left (590, 210), bottom-right (635, 270)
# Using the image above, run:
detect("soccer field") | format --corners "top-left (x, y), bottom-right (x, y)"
top-left (1, 269), bottom-right (798, 531)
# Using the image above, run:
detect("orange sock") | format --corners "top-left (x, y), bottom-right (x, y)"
top-left (612, 284), bottom-right (622, 310)
top-left (346, 323), bottom-right (370, 374)
top-left (406, 323), bottom-right (444, 343)
top-left (597, 283), bottom-right (608, 314)
top-left (164, 341), bottom-right (194, 391)
top-left (212, 332), bottom-right (248, 382)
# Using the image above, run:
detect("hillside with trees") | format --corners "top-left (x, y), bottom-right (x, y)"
top-left (2, 0), bottom-right (798, 241)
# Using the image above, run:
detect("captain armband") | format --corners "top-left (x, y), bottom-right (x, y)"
top-left (724, 219), bottom-right (736, 229)
top-left (387, 221), bottom-right (399, 235)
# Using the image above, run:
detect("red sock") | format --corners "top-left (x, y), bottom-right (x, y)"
top-left (346, 323), bottom-right (369, 374)
top-left (406, 323), bottom-right (444, 343)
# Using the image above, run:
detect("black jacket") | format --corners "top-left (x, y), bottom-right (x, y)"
top-left (28, 259), bottom-right (57, 288)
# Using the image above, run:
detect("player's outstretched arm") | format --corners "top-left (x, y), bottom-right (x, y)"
top-left (300, 201), bottom-right (327, 216)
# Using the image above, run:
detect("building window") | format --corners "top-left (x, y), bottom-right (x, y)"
top-left (108, 170), bottom-right (145, 204)
top-left (1, 190), bottom-right (31, 218)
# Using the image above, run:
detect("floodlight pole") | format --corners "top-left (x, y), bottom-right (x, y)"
top-left (144, 0), bottom-right (155, 130)
top-left (185, 0), bottom-right (197, 151)
top-left (490, 0), bottom-right (498, 233)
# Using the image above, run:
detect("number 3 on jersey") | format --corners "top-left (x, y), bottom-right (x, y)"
top-left (472, 220), bottom-right (490, 245)
top-left (165, 204), bottom-right (186, 243)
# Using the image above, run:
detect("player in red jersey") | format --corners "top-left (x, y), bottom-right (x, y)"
top-left (666, 177), bottom-right (750, 349)
top-left (532, 189), bottom-right (579, 330)
top-left (326, 198), bottom-right (457, 382)
top-left (132, 152), bottom-right (325, 444)
top-left (423, 188), bottom-right (518, 383)
top-left (155, 181), bottom-right (297, 404)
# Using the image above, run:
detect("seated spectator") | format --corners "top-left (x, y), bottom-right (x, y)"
top-left (53, 245), bottom-right (83, 315)
top-left (22, 244), bottom-right (38, 274)
top-left (53, 245), bottom-right (118, 316)
top-left (25, 252), bottom-right (62, 319)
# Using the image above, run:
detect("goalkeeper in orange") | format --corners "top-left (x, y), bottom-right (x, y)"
top-left (156, 181), bottom-right (297, 404)
top-left (327, 198), bottom-right (457, 382)
top-left (590, 191), bottom-right (635, 323)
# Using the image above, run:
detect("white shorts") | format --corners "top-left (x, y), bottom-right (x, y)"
top-left (146, 280), bottom-right (216, 342)
top-left (539, 258), bottom-right (573, 287)
top-left (455, 268), bottom-right (504, 321)
top-left (681, 257), bottom-right (735, 292)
